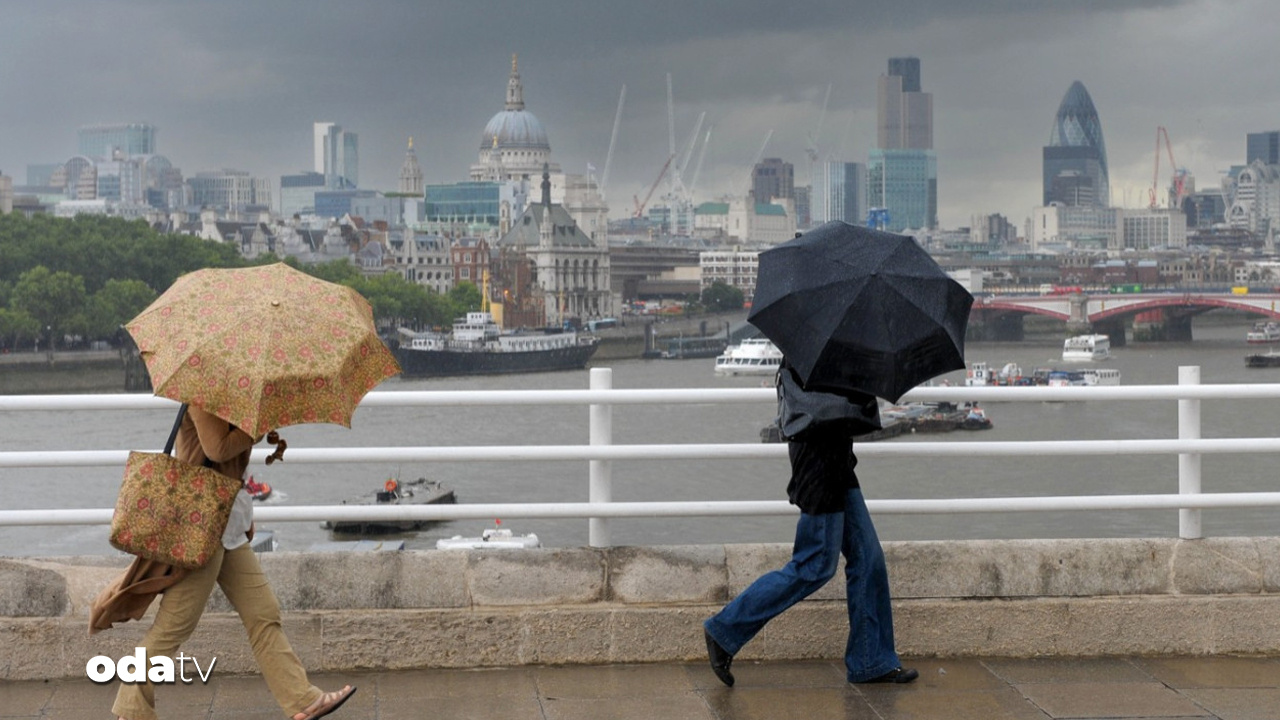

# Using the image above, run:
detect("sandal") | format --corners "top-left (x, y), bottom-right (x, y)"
top-left (293, 685), bottom-right (356, 720)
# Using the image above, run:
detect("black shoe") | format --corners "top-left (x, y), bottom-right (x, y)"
top-left (859, 667), bottom-right (919, 684)
top-left (704, 629), bottom-right (735, 687)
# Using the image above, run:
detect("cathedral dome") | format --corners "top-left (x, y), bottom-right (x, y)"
top-left (479, 55), bottom-right (550, 152)
top-left (480, 109), bottom-right (549, 151)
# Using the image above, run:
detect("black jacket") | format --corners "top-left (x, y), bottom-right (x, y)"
top-left (786, 423), bottom-right (859, 515)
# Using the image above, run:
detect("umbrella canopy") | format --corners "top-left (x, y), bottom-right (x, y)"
top-left (126, 263), bottom-right (401, 437)
top-left (748, 221), bottom-right (973, 402)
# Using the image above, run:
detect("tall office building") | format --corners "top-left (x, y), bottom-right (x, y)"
top-left (1247, 131), bottom-right (1280, 165)
top-left (751, 158), bottom-right (794, 204)
top-left (314, 122), bottom-right (358, 189)
top-left (887, 57), bottom-right (921, 92)
top-left (78, 123), bottom-right (156, 159)
top-left (821, 161), bottom-right (866, 226)
top-left (877, 57), bottom-right (932, 150)
top-left (869, 58), bottom-right (936, 230)
top-left (1042, 81), bottom-right (1110, 208)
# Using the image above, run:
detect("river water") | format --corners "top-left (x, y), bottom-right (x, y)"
top-left (3, 316), bottom-right (1279, 557)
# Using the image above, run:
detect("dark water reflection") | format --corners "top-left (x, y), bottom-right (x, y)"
top-left (2, 316), bottom-right (1277, 556)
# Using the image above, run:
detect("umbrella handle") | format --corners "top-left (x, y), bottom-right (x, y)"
top-left (264, 433), bottom-right (287, 465)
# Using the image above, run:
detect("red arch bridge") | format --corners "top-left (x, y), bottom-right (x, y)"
top-left (969, 291), bottom-right (1280, 343)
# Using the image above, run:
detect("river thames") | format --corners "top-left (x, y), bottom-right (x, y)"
top-left (3, 317), bottom-right (1279, 557)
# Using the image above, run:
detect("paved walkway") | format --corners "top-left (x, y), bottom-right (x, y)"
top-left (2, 655), bottom-right (1279, 719)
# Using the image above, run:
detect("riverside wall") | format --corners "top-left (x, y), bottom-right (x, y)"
top-left (3, 537), bottom-right (1280, 680)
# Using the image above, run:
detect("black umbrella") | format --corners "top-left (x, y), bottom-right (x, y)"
top-left (747, 221), bottom-right (973, 402)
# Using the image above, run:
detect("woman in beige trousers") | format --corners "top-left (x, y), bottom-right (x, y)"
top-left (110, 406), bottom-right (355, 720)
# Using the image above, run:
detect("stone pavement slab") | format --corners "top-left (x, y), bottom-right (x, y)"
top-left (1, 656), bottom-right (1278, 719)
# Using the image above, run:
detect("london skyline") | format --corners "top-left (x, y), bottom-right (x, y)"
top-left (0, 0), bottom-right (1273, 229)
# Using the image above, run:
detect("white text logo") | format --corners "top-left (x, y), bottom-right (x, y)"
top-left (85, 648), bottom-right (216, 684)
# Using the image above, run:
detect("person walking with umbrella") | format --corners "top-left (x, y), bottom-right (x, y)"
top-left (703, 223), bottom-right (973, 687)
top-left (91, 264), bottom-right (400, 719)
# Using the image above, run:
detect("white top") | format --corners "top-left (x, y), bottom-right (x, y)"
top-left (221, 488), bottom-right (253, 549)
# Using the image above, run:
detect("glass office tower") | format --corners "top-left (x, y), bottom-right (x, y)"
top-left (1043, 82), bottom-right (1110, 207)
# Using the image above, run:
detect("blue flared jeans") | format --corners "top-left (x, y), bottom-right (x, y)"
top-left (704, 488), bottom-right (901, 683)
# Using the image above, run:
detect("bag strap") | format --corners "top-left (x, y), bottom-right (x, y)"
top-left (163, 404), bottom-right (188, 456)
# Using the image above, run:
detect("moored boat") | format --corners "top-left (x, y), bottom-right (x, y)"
top-left (1062, 334), bottom-right (1111, 361)
top-left (713, 337), bottom-right (783, 376)
top-left (1246, 321), bottom-right (1280, 344)
top-left (965, 361), bottom-right (1026, 386)
top-left (436, 522), bottom-right (541, 550)
top-left (659, 336), bottom-right (729, 360)
top-left (393, 311), bottom-right (598, 378)
top-left (1246, 350), bottom-right (1280, 368)
top-left (321, 477), bottom-right (456, 534)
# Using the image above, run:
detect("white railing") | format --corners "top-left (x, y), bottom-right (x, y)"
top-left (5, 366), bottom-right (1280, 546)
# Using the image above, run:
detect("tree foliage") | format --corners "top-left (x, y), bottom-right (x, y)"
top-left (0, 213), bottom-right (459, 346)
top-left (11, 266), bottom-right (88, 348)
top-left (701, 281), bottom-right (745, 313)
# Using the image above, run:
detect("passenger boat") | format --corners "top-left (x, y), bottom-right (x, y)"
top-left (394, 311), bottom-right (598, 378)
top-left (965, 362), bottom-right (1026, 386)
top-left (321, 477), bottom-right (456, 534)
top-left (1246, 321), bottom-right (1280, 344)
top-left (436, 522), bottom-right (541, 550)
top-left (1246, 350), bottom-right (1280, 368)
top-left (1062, 334), bottom-right (1111, 361)
top-left (1039, 367), bottom-right (1122, 386)
top-left (713, 337), bottom-right (783, 376)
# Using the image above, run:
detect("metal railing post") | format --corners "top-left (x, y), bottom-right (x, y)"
top-left (588, 368), bottom-right (613, 547)
top-left (1179, 365), bottom-right (1202, 539)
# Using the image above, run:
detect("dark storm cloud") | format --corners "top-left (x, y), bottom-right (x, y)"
top-left (2, 0), bottom-right (1267, 228)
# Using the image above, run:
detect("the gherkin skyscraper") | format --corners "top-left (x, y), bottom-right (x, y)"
top-left (1043, 81), bottom-right (1109, 207)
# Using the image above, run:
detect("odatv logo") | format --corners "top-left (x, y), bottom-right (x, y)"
top-left (86, 648), bottom-right (217, 684)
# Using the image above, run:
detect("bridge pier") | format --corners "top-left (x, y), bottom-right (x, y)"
top-left (1095, 318), bottom-right (1127, 347)
top-left (1166, 315), bottom-right (1193, 341)
top-left (1132, 310), bottom-right (1193, 342)
top-left (965, 313), bottom-right (1024, 342)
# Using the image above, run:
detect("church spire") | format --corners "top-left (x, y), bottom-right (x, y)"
top-left (399, 136), bottom-right (423, 195)
top-left (505, 53), bottom-right (525, 111)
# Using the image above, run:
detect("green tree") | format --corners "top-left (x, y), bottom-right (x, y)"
top-left (701, 281), bottom-right (745, 313)
top-left (448, 282), bottom-right (483, 317)
top-left (0, 307), bottom-right (40, 351)
top-left (11, 266), bottom-right (87, 350)
top-left (84, 279), bottom-right (158, 340)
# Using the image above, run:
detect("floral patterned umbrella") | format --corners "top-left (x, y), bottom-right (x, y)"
top-left (126, 263), bottom-right (401, 437)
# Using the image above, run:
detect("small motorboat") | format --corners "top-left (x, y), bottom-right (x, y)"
top-left (321, 477), bottom-right (456, 534)
top-left (245, 475), bottom-right (272, 501)
top-left (436, 521), bottom-right (540, 550)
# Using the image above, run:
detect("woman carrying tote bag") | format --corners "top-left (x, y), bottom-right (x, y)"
top-left (102, 406), bottom-right (356, 720)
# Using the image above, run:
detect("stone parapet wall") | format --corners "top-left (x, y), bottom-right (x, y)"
top-left (2, 538), bottom-right (1279, 680)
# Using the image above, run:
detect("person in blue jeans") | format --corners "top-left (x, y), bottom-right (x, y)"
top-left (703, 363), bottom-right (917, 686)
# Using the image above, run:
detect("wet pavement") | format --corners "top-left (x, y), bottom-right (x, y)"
top-left (3, 655), bottom-right (1280, 719)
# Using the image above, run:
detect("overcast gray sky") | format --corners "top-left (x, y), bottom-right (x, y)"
top-left (1, 0), bottom-right (1275, 229)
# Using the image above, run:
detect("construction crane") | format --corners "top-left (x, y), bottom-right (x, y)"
top-left (600, 84), bottom-right (626, 201)
top-left (633, 153), bottom-right (675, 218)
top-left (805, 84), bottom-right (833, 191)
top-left (738, 129), bottom-right (774, 198)
top-left (1149, 126), bottom-right (1187, 209)
top-left (689, 124), bottom-right (714, 199)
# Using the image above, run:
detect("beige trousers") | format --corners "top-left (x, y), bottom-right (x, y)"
top-left (112, 544), bottom-right (322, 720)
